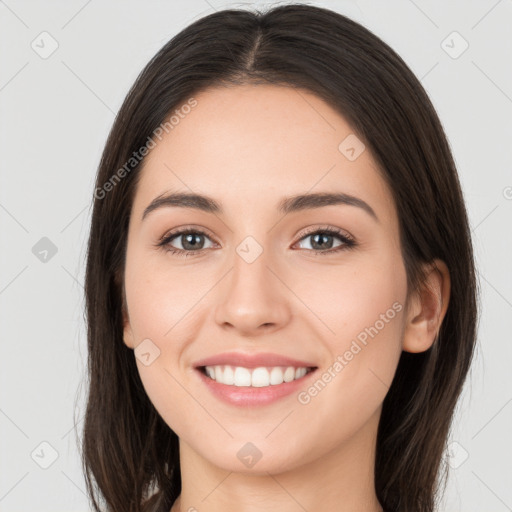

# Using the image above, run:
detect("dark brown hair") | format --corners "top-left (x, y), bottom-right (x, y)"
top-left (79, 4), bottom-right (479, 511)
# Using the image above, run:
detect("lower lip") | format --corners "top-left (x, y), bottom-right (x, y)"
top-left (195, 367), bottom-right (318, 407)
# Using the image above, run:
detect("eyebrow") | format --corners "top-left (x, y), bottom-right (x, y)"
top-left (142, 191), bottom-right (379, 223)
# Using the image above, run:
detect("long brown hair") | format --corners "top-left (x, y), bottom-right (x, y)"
top-left (80, 4), bottom-right (479, 511)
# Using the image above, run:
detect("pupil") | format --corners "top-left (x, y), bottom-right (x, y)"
top-left (312, 233), bottom-right (333, 250)
top-left (183, 233), bottom-right (203, 250)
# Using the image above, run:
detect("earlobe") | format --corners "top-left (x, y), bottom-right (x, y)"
top-left (402, 259), bottom-right (451, 354)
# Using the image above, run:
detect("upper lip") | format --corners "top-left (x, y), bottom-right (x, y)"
top-left (193, 352), bottom-right (318, 369)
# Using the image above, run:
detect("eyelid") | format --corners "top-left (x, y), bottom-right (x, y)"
top-left (158, 224), bottom-right (218, 244)
top-left (296, 224), bottom-right (354, 241)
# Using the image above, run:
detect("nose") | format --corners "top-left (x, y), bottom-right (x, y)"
top-left (213, 244), bottom-right (292, 336)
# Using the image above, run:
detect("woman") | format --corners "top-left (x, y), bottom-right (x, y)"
top-left (81, 4), bottom-right (478, 511)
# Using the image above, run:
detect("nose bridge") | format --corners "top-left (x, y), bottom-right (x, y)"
top-left (230, 232), bottom-right (278, 303)
top-left (213, 230), bottom-right (291, 333)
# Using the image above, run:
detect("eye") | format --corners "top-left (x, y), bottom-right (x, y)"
top-left (293, 226), bottom-right (356, 255)
top-left (157, 228), bottom-right (216, 257)
top-left (156, 225), bottom-right (356, 258)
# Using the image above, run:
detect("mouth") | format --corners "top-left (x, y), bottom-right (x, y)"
top-left (192, 351), bottom-right (319, 406)
top-left (194, 362), bottom-right (319, 407)
top-left (197, 364), bottom-right (317, 387)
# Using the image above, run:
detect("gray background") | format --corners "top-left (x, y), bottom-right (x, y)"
top-left (1, 0), bottom-right (511, 510)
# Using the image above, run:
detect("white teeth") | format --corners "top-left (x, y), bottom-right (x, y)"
top-left (233, 367), bottom-right (251, 387)
top-left (251, 367), bottom-right (270, 387)
top-left (203, 365), bottom-right (312, 387)
top-left (283, 367), bottom-right (295, 382)
top-left (295, 367), bottom-right (307, 379)
top-left (223, 365), bottom-right (234, 385)
top-left (270, 367), bottom-right (284, 385)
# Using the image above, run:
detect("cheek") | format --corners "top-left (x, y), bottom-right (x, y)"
top-left (294, 250), bottom-right (406, 341)
top-left (124, 247), bottom-right (208, 343)
top-left (123, 250), bottom-right (205, 428)
top-left (291, 272), bottom-right (405, 450)
top-left (296, 251), bottom-right (406, 397)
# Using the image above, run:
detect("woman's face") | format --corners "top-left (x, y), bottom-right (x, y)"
top-left (122, 84), bottom-right (408, 474)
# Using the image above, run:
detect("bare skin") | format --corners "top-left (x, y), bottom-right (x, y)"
top-left (121, 84), bottom-right (450, 512)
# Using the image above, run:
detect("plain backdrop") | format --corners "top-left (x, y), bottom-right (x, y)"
top-left (0, 1), bottom-right (511, 510)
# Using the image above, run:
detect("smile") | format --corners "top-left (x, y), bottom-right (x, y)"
top-left (195, 365), bottom-right (318, 407)
top-left (201, 365), bottom-right (315, 387)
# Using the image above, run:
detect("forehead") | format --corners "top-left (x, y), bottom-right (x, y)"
top-left (131, 84), bottom-right (396, 226)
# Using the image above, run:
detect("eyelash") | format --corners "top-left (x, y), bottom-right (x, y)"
top-left (156, 225), bottom-right (357, 258)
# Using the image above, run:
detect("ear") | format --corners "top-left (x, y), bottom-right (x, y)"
top-left (402, 259), bottom-right (450, 353)
top-left (121, 283), bottom-right (135, 350)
